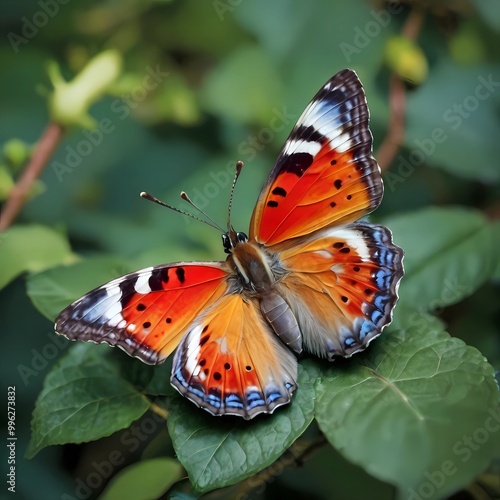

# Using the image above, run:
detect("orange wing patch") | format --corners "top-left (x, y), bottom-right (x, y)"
top-left (171, 294), bottom-right (297, 419)
top-left (277, 223), bottom-right (403, 359)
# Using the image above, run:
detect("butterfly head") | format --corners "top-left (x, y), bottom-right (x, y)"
top-left (222, 228), bottom-right (248, 254)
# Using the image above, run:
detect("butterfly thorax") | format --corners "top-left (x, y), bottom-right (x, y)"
top-left (229, 240), bottom-right (276, 293)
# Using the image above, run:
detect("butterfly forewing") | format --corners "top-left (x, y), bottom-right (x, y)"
top-left (55, 263), bottom-right (229, 365)
top-left (250, 69), bottom-right (383, 246)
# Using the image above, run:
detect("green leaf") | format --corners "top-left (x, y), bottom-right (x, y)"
top-left (315, 322), bottom-right (499, 499)
top-left (0, 163), bottom-right (15, 200)
top-left (278, 444), bottom-right (394, 500)
top-left (233, 1), bottom-right (313, 61)
top-left (27, 344), bottom-right (150, 458)
top-left (405, 59), bottom-right (500, 182)
top-left (99, 457), bottom-right (182, 500)
top-left (27, 255), bottom-right (134, 321)
top-left (0, 224), bottom-right (75, 289)
top-left (383, 206), bottom-right (497, 311)
top-left (201, 44), bottom-right (283, 125)
top-left (143, 360), bottom-right (173, 396)
top-left (470, 0), bottom-right (500, 32)
top-left (492, 221), bottom-right (500, 280)
top-left (167, 360), bottom-right (318, 493)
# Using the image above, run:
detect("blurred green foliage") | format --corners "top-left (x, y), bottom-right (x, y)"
top-left (1, 0), bottom-right (499, 499)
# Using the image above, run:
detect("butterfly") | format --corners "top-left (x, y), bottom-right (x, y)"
top-left (55, 69), bottom-right (404, 420)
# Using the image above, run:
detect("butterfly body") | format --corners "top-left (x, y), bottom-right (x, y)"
top-left (56, 69), bottom-right (404, 420)
top-left (226, 234), bottom-right (303, 354)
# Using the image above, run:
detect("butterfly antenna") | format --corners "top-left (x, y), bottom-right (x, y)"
top-left (179, 192), bottom-right (225, 232)
top-left (140, 192), bottom-right (223, 232)
top-left (227, 160), bottom-right (244, 231)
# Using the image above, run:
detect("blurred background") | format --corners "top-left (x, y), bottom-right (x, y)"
top-left (0, 0), bottom-right (499, 498)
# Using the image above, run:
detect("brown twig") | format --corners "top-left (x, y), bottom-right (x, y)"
top-left (0, 122), bottom-right (65, 232)
top-left (376, 75), bottom-right (406, 171)
top-left (403, 7), bottom-right (425, 41)
top-left (230, 434), bottom-right (328, 499)
top-left (376, 8), bottom-right (425, 171)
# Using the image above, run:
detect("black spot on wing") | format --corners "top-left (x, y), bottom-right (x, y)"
top-left (289, 124), bottom-right (328, 145)
top-left (267, 200), bottom-right (279, 208)
top-left (176, 267), bottom-right (186, 284)
top-left (119, 276), bottom-right (138, 308)
top-left (272, 187), bottom-right (287, 197)
top-left (148, 268), bottom-right (167, 291)
top-left (282, 152), bottom-right (314, 177)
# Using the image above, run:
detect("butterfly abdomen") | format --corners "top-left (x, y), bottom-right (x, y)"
top-left (260, 292), bottom-right (302, 354)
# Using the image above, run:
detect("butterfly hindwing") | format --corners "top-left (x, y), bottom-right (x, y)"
top-left (250, 69), bottom-right (383, 246)
top-left (55, 263), bottom-right (229, 365)
top-left (276, 223), bottom-right (404, 359)
top-left (171, 294), bottom-right (297, 419)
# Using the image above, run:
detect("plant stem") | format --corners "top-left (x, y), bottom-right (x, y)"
top-left (0, 122), bottom-right (65, 231)
top-left (149, 401), bottom-right (169, 419)
top-left (233, 434), bottom-right (328, 498)
top-left (376, 7), bottom-right (425, 171)
top-left (376, 75), bottom-right (406, 171)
